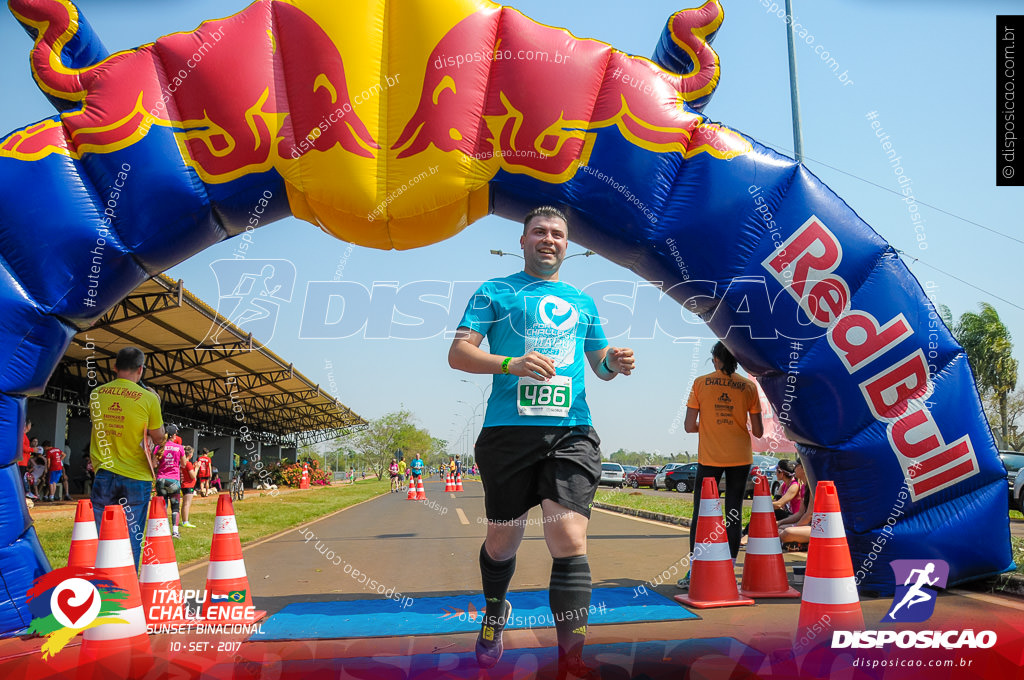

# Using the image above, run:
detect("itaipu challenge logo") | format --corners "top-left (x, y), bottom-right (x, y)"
top-left (25, 567), bottom-right (130, 658)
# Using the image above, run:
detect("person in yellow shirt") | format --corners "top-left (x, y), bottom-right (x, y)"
top-left (90, 347), bottom-right (165, 568)
top-left (679, 342), bottom-right (763, 589)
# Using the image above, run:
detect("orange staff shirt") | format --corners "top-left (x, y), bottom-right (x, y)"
top-left (687, 369), bottom-right (761, 467)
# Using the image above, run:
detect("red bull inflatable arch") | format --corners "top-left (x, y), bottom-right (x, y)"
top-left (0, 0), bottom-right (1013, 632)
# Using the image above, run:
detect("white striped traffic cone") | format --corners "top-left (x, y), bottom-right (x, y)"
top-left (68, 498), bottom-right (98, 569)
top-left (454, 473), bottom-right (464, 492)
top-left (406, 477), bottom-right (417, 500)
top-left (140, 497), bottom-right (191, 625)
top-left (415, 476), bottom-right (426, 501)
top-left (740, 473), bottom-right (799, 598)
top-left (798, 481), bottom-right (863, 638)
top-left (674, 477), bottom-right (754, 609)
top-left (82, 505), bottom-right (150, 652)
top-left (445, 474), bottom-right (454, 492)
top-left (203, 494), bottom-right (265, 623)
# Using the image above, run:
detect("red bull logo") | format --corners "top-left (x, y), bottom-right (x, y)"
top-left (3, 0), bottom-right (377, 181)
top-left (394, 4), bottom-right (750, 183)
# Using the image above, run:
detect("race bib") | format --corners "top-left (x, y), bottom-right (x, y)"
top-left (517, 375), bottom-right (572, 417)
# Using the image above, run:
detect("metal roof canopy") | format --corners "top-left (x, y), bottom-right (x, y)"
top-left (47, 273), bottom-right (365, 446)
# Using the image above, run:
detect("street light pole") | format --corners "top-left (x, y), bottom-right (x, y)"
top-left (784, 0), bottom-right (804, 164)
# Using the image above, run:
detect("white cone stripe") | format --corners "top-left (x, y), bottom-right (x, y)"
top-left (83, 605), bottom-right (146, 641)
top-left (692, 540), bottom-right (732, 562)
top-left (207, 558), bottom-right (248, 580)
top-left (752, 495), bottom-right (773, 513)
top-left (95, 538), bottom-right (135, 569)
top-left (698, 498), bottom-right (722, 517)
top-left (71, 522), bottom-right (98, 541)
top-left (746, 536), bottom-right (784, 555)
top-left (147, 518), bottom-right (170, 537)
top-left (140, 561), bottom-right (181, 584)
top-left (810, 512), bottom-right (846, 538)
top-left (214, 516), bottom-right (238, 535)
top-left (801, 575), bottom-right (860, 605)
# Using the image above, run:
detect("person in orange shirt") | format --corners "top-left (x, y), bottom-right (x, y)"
top-left (679, 341), bottom-right (763, 589)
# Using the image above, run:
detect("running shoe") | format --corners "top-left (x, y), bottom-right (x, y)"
top-left (172, 531), bottom-right (181, 539)
top-left (676, 575), bottom-right (690, 590)
top-left (475, 600), bottom-right (512, 669)
top-left (182, 521), bottom-right (197, 528)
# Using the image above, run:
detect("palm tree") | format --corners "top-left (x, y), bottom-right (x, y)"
top-left (954, 303), bottom-right (1019, 446)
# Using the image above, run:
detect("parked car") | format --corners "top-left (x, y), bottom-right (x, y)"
top-left (1000, 451), bottom-right (1024, 508)
top-left (1013, 469), bottom-right (1023, 514)
top-left (665, 463), bottom-right (699, 493)
top-left (626, 466), bottom-right (659, 489)
top-left (653, 462), bottom-right (688, 490)
top-left (622, 465), bottom-right (638, 477)
top-left (748, 455), bottom-right (780, 498)
top-left (599, 462), bottom-right (626, 488)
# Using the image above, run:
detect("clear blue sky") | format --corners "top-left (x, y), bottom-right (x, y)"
top-left (2, 1), bottom-right (1020, 459)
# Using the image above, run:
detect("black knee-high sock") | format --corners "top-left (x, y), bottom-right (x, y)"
top-left (480, 543), bottom-right (516, 623)
top-left (549, 555), bottom-right (591, 658)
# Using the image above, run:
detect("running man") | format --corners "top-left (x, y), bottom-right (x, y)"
top-left (410, 453), bottom-right (425, 481)
top-left (449, 206), bottom-right (635, 678)
top-left (887, 562), bottom-right (940, 619)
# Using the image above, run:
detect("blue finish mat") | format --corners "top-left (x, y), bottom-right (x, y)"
top-left (252, 586), bottom-right (698, 640)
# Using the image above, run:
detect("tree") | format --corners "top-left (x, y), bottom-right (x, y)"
top-left (953, 303), bottom-right (1019, 445)
top-left (341, 410), bottom-right (442, 479)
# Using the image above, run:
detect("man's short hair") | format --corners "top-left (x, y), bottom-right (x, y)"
top-left (115, 347), bottom-right (146, 371)
top-left (523, 206), bottom-right (568, 233)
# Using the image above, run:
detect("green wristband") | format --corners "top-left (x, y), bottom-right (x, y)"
top-left (501, 357), bottom-right (511, 374)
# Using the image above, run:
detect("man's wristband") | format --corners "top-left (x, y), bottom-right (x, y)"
top-left (601, 354), bottom-right (615, 374)
top-left (501, 357), bottom-right (511, 374)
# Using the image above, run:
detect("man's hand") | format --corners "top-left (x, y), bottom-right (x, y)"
top-left (509, 351), bottom-right (557, 380)
top-left (606, 347), bottom-right (636, 375)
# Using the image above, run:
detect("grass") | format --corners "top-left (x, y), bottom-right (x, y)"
top-left (594, 488), bottom-right (753, 524)
top-left (32, 479), bottom-right (389, 569)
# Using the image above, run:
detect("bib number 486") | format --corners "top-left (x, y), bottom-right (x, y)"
top-left (520, 384), bottom-right (569, 407)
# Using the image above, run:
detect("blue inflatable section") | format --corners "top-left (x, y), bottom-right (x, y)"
top-left (0, 0), bottom-right (1012, 634)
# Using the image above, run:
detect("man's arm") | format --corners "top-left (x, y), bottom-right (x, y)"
top-left (683, 407), bottom-right (699, 434)
top-left (585, 346), bottom-right (635, 382)
top-left (448, 327), bottom-right (557, 379)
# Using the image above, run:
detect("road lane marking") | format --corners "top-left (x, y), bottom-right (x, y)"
top-left (455, 507), bottom-right (470, 525)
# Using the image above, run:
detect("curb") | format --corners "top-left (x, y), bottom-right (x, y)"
top-left (593, 501), bottom-right (692, 528)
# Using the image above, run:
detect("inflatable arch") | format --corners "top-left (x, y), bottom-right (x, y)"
top-left (0, 0), bottom-right (1012, 632)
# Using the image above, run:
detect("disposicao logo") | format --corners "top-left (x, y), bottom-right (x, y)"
top-left (26, 567), bottom-right (130, 658)
top-left (883, 559), bottom-right (949, 623)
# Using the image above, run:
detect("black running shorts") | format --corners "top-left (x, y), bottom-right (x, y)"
top-left (474, 425), bottom-right (602, 521)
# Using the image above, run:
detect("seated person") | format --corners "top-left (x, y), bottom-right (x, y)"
top-left (777, 459), bottom-right (813, 549)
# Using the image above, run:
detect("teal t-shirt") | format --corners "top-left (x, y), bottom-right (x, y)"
top-left (458, 271), bottom-right (608, 427)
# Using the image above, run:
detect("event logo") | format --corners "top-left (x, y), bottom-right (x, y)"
top-left (538, 295), bottom-right (579, 332)
top-left (26, 567), bottom-right (129, 659)
top-left (883, 559), bottom-right (949, 623)
top-left (204, 259), bottom-right (296, 348)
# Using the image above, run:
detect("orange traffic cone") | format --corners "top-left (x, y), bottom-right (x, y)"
top-left (299, 463), bottom-right (310, 489)
top-left (797, 481), bottom-right (863, 637)
top-left (455, 473), bottom-right (464, 492)
top-left (740, 474), bottom-right (799, 598)
top-left (68, 498), bottom-right (98, 569)
top-left (674, 477), bottom-right (754, 609)
top-left (443, 474), bottom-right (451, 492)
top-left (203, 494), bottom-right (266, 623)
top-left (140, 497), bottom-right (190, 625)
top-left (415, 476), bottom-right (426, 501)
top-left (82, 505), bottom-right (150, 652)
top-left (406, 477), bottom-right (417, 500)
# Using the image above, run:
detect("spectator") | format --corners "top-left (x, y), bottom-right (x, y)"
top-left (197, 449), bottom-right (212, 497)
top-left (180, 446), bottom-right (198, 528)
top-left (153, 425), bottom-right (185, 538)
top-left (43, 440), bottom-right (64, 502)
top-left (89, 346), bottom-right (165, 568)
top-left (19, 419), bottom-right (32, 495)
top-left (778, 459), bottom-right (814, 549)
top-left (25, 453), bottom-right (44, 501)
top-left (211, 467), bottom-right (222, 492)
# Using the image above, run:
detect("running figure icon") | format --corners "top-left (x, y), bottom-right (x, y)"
top-left (887, 562), bottom-right (939, 619)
